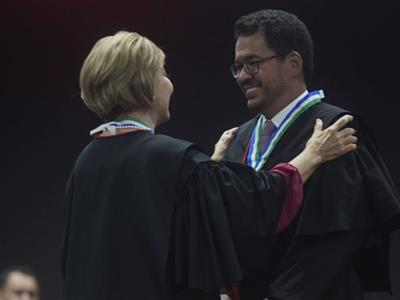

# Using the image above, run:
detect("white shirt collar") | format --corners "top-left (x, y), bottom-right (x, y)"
top-left (271, 90), bottom-right (308, 127)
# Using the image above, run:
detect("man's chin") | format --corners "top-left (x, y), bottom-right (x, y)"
top-left (246, 98), bottom-right (262, 111)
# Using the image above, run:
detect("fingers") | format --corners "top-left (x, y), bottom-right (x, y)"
top-left (224, 127), bottom-right (238, 136)
top-left (316, 115), bottom-right (356, 148)
top-left (212, 127), bottom-right (238, 162)
top-left (335, 126), bottom-right (357, 151)
top-left (334, 143), bottom-right (357, 158)
top-left (331, 135), bottom-right (358, 158)
top-left (338, 131), bottom-right (357, 143)
top-left (322, 143), bottom-right (357, 163)
top-left (329, 114), bottom-right (354, 131)
top-left (337, 133), bottom-right (357, 156)
top-left (308, 119), bottom-right (323, 144)
top-left (337, 127), bottom-right (356, 137)
top-left (313, 118), bottom-right (323, 133)
top-left (220, 127), bottom-right (238, 142)
top-left (305, 114), bottom-right (358, 164)
top-left (336, 128), bottom-right (357, 144)
top-left (343, 143), bottom-right (357, 152)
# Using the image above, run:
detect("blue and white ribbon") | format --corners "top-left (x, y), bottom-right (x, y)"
top-left (90, 118), bottom-right (153, 136)
top-left (247, 90), bottom-right (325, 171)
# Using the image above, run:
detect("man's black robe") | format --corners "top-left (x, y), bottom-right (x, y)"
top-left (225, 101), bottom-right (400, 299)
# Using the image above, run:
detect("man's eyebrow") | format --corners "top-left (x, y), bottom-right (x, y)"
top-left (235, 55), bottom-right (262, 62)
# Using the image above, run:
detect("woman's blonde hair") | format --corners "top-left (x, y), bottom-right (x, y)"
top-left (79, 31), bottom-right (165, 121)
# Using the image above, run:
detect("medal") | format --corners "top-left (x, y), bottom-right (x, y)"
top-left (246, 90), bottom-right (324, 171)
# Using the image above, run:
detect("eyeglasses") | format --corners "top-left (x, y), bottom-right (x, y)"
top-left (230, 54), bottom-right (285, 78)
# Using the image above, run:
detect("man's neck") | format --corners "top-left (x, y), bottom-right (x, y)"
top-left (262, 84), bottom-right (307, 119)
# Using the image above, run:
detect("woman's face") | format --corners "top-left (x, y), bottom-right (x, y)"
top-left (153, 67), bottom-right (173, 125)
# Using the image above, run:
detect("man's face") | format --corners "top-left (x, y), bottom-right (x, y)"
top-left (0, 272), bottom-right (39, 300)
top-left (234, 30), bottom-right (287, 116)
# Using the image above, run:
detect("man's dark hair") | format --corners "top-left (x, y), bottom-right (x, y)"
top-left (234, 9), bottom-right (314, 84)
top-left (0, 265), bottom-right (37, 289)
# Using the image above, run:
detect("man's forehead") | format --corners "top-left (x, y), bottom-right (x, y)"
top-left (235, 33), bottom-right (271, 60)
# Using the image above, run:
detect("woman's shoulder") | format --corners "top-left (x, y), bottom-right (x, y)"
top-left (144, 133), bottom-right (194, 153)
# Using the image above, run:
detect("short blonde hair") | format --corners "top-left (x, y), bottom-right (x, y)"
top-left (79, 31), bottom-right (165, 121)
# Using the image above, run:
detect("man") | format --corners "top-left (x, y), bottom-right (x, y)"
top-left (225, 9), bottom-right (400, 300)
top-left (0, 266), bottom-right (39, 300)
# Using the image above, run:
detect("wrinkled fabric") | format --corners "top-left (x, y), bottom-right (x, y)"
top-left (62, 132), bottom-right (304, 300)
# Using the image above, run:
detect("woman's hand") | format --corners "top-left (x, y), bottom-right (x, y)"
top-left (289, 114), bottom-right (357, 183)
top-left (304, 114), bottom-right (357, 165)
top-left (211, 127), bottom-right (238, 161)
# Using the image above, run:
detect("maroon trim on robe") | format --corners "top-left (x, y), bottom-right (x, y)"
top-left (241, 141), bottom-right (251, 164)
top-left (241, 141), bottom-right (303, 233)
top-left (226, 282), bottom-right (240, 300)
top-left (271, 163), bottom-right (303, 233)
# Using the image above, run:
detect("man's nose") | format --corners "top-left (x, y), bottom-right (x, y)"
top-left (237, 68), bottom-right (253, 84)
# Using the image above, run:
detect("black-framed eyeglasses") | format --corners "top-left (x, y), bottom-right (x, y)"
top-left (230, 54), bottom-right (285, 79)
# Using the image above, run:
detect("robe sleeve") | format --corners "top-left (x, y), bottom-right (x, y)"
top-left (170, 147), bottom-right (303, 292)
top-left (355, 118), bottom-right (400, 231)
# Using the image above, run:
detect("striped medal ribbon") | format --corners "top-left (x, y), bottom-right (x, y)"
top-left (90, 116), bottom-right (153, 136)
top-left (247, 90), bottom-right (324, 171)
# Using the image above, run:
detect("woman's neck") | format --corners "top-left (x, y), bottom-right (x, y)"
top-left (118, 110), bottom-right (156, 130)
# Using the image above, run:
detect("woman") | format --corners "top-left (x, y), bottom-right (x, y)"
top-left (61, 31), bottom-right (356, 300)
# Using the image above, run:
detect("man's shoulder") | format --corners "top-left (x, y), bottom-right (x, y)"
top-left (234, 102), bottom-right (351, 137)
top-left (238, 102), bottom-right (349, 124)
top-left (307, 102), bottom-right (350, 124)
top-left (312, 101), bottom-right (349, 116)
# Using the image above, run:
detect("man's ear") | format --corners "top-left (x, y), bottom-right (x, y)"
top-left (286, 51), bottom-right (303, 79)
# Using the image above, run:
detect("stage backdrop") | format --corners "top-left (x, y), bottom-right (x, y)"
top-left (1, 1), bottom-right (399, 299)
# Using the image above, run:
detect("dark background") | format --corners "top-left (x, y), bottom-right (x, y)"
top-left (1, 0), bottom-right (399, 299)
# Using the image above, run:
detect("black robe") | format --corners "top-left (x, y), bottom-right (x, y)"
top-left (61, 130), bottom-right (295, 300)
top-left (225, 101), bottom-right (400, 299)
